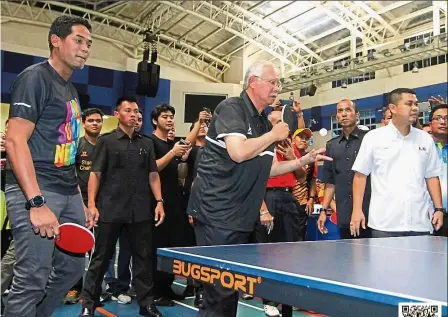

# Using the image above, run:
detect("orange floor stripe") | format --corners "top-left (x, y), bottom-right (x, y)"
top-left (78, 299), bottom-right (118, 317)
top-left (95, 306), bottom-right (118, 317)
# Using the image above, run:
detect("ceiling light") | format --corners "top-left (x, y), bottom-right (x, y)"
top-left (399, 43), bottom-right (410, 52)
top-left (367, 51), bottom-right (377, 60)
top-left (341, 80), bottom-right (348, 88)
top-left (412, 63), bottom-right (419, 73)
top-left (381, 49), bottom-right (393, 57)
top-left (352, 57), bottom-right (363, 64)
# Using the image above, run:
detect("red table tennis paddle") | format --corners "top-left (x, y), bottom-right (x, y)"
top-left (55, 222), bottom-right (94, 254)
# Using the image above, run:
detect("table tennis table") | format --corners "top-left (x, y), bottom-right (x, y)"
top-left (158, 236), bottom-right (447, 317)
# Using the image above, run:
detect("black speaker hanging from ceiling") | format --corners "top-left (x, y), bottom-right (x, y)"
top-left (308, 83), bottom-right (317, 96)
top-left (136, 33), bottom-right (160, 97)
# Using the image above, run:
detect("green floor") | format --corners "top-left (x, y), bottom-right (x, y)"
top-left (51, 278), bottom-right (325, 317)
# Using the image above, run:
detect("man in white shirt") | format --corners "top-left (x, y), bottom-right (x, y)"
top-left (350, 88), bottom-right (445, 238)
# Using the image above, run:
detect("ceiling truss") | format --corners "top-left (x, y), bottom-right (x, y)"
top-left (0, 0), bottom-right (444, 85)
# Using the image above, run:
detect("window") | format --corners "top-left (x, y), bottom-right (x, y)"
top-left (403, 27), bottom-right (447, 72)
top-left (331, 109), bottom-right (377, 136)
top-left (332, 51), bottom-right (376, 88)
top-left (331, 115), bottom-right (343, 136)
top-left (359, 109), bottom-right (377, 129)
top-left (418, 111), bottom-right (431, 125)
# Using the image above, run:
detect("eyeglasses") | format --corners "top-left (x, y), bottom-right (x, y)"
top-left (432, 116), bottom-right (448, 123)
top-left (254, 76), bottom-right (282, 91)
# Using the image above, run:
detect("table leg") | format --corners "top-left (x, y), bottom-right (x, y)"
top-left (283, 304), bottom-right (292, 317)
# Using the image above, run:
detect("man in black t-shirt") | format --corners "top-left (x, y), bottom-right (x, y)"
top-left (183, 119), bottom-right (208, 196)
top-left (187, 61), bottom-right (331, 317)
top-left (4, 16), bottom-right (95, 317)
top-left (64, 108), bottom-right (104, 304)
top-left (176, 116), bottom-right (210, 307)
top-left (77, 108), bottom-right (104, 205)
top-left (136, 109), bottom-right (143, 132)
top-left (148, 104), bottom-right (191, 306)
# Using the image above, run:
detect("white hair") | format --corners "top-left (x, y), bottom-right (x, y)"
top-left (242, 61), bottom-right (278, 90)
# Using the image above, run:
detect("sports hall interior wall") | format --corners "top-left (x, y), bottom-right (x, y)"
top-left (1, 21), bottom-right (447, 140)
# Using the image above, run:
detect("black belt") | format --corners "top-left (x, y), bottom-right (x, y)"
top-left (266, 187), bottom-right (291, 192)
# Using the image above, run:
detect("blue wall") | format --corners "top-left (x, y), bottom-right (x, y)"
top-left (3, 49), bottom-right (446, 135)
top-left (1, 50), bottom-right (170, 135)
top-left (299, 82), bottom-right (447, 131)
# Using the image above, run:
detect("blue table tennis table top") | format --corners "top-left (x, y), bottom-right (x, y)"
top-left (158, 236), bottom-right (447, 317)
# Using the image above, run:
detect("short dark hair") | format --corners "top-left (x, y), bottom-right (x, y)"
top-left (5, 119), bottom-right (9, 126)
top-left (337, 99), bottom-right (358, 113)
top-left (82, 108), bottom-right (104, 122)
top-left (138, 109), bottom-right (143, 115)
top-left (115, 96), bottom-right (138, 111)
top-left (429, 104), bottom-right (448, 121)
top-left (48, 16), bottom-right (92, 52)
top-left (151, 103), bottom-right (175, 129)
top-left (388, 88), bottom-right (416, 105)
top-left (422, 123), bottom-right (430, 128)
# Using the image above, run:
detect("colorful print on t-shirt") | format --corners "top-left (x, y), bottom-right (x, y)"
top-left (54, 98), bottom-right (81, 167)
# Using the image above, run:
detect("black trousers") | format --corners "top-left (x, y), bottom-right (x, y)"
top-left (181, 192), bottom-right (204, 291)
top-left (116, 226), bottom-right (135, 293)
top-left (257, 190), bottom-right (302, 243)
top-left (370, 229), bottom-right (429, 238)
top-left (69, 198), bottom-right (91, 292)
top-left (195, 220), bottom-right (251, 317)
top-left (254, 190), bottom-right (301, 306)
top-left (339, 227), bottom-right (371, 239)
top-left (80, 221), bottom-right (154, 309)
top-left (152, 201), bottom-right (185, 298)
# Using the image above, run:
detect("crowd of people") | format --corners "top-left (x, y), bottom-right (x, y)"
top-left (0, 15), bottom-right (446, 317)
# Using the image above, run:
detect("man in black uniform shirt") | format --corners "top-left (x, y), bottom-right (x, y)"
top-left (114, 108), bottom-right (143, 301)
top-left (148, 104), bottom-right (191, 306)
top-left (187, 60), bottom-right (331, 317)
top-left (79, 97), bottom-right (165, 317)
top-left (65, 108), bottom-right (104, 304)
top-left (5, 16), bottom-right (95, 317)
top-left (317, 99), bottom-right (371, 239)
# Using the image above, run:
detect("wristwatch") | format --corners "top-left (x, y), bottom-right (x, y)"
top-left (25, 195), bottom-right (46, 210)
top-left (435, 207), bottom-right (447, 214)
top-left (319, 207), bottom-right (330, 214)
top-left (156, 199), bottom-right (164, 204)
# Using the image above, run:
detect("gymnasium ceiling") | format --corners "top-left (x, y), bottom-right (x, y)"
top-left (1, 1), bottom-right (447, 91)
